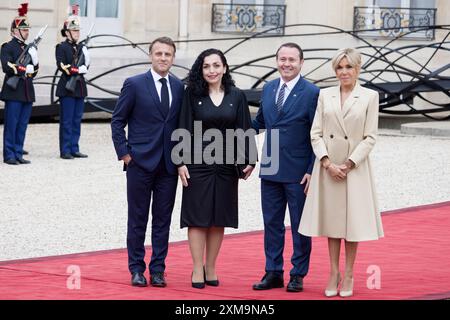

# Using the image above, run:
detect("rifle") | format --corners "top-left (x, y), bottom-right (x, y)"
top-left (6, 25), bottom-right (48, 90)
top-left (65, 23), bottom-right (95, 93)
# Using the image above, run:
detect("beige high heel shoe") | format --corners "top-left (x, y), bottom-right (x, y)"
top-left (339, 278), bottom-right (354, 298)
top-left (324, 273), bottom-right (341, 297)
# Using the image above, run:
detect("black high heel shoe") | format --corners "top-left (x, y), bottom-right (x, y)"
top-left (204, 266), bottom-right (220, 287)
top-left (192, 271), bottom-right (205, 289)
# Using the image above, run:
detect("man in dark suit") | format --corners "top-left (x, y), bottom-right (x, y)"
top-left (111, 37), bottom-right (184, 288)
top-left (252, 43), bottom-right (320, 292)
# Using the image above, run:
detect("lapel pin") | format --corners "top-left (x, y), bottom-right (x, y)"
top-left (198, 101), bottom-right (202, 105)
top-left (230, 103), bottom-right (233, 107)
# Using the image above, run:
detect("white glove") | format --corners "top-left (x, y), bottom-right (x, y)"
top-left (26, 64), bottom-right (35, 74)
top-left (28, 46), bottom-right (39, 66)
top-left (78, 65), bottom-right (88, 74)
top-left (82, 46), bottom-right (90, 67)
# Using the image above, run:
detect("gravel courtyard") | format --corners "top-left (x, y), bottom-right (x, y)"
top-left (1, 123), bottom-right (449, 261)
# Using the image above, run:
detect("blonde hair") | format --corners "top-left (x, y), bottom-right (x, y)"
top-left (331, 48), bottom-right (362, 72)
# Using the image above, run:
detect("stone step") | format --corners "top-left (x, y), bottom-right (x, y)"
top-left (401, 121), bottom-right (450, 137)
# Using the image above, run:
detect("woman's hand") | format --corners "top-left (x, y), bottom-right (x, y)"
top-left (242, 165), bottom-right (254, 180)
top-left (338, 160), bottom-right (355, 175)
top-left (178, 165), bottom-right (190, 187)
top-left (322, 157), bottom-right (346, 181)
top-left (327, 163), bottom-right (347, 181)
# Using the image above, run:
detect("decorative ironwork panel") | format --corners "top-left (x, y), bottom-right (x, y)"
top-left (6, 25), bottom-right (448, 121)
top-left (212, 3), bottom-right (286, 35)
top-left (353, 6), bottom-right (436, 40)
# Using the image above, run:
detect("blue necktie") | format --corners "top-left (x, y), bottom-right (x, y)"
top-left (159, 78), bottom-right (170, 117)
top-left (276, 83), bottom-right (287, 112)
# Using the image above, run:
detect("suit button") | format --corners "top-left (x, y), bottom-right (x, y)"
top-left (330, 135), bottom-right (334, 139)
top-left (345, 136), bottom-right (348, 140)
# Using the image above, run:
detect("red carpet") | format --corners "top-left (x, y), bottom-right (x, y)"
top-left (1, 202), bottom-right (449, 300)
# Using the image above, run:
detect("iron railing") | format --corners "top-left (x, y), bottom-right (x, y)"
top-left (354, 6), bottom-right (436, 40)
top-left (212, 3), bottom-right (286, 35)
top-left (1, 24), bottom-right (449, 122)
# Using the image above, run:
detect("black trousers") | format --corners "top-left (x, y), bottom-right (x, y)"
top-left (126, 157), bottom-right (178, 274)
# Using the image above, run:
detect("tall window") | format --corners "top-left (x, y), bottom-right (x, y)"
top-left (410, 0), bottom-right (435, 8)
top-left (96, 0), bottom-right (119, 18)
top-left (69, 0), bottom-right (119, 18)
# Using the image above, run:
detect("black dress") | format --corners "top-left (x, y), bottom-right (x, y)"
top-left (177, 86), bottom-right (256, 228)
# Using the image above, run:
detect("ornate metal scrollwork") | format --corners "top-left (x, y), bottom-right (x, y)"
top-left (212, 3), bottom-right (286, 35)
top-left (354, 6), bottom-right (436, 40)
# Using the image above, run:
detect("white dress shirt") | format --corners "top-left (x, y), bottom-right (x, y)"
top-left (275, 73), bottom-right (301, 105)
top-left (151, 68), bottom-right (173, 107)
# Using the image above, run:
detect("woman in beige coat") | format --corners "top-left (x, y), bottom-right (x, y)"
top-left (299, 48), bottom-right (384, 298)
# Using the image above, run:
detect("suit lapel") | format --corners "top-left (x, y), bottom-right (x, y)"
top-left (167, 75), bottom-right (181, 119)
top-left (331, 86), bottom-right (348, 136)
top-left (342, 83), bottom-right (361, 118)
top-left (281, 77), bottom-right (306, 116)
top-left (145, 71), bottom-right (166, 119)
top-left (266, 79), bottom-right (281, 124)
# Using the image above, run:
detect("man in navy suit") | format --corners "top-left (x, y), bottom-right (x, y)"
top-left (111, 37), bottom-right (184, 288)
top-left (252, 43), bottom-right (320, 292)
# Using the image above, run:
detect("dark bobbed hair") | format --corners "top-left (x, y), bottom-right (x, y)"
top-left (187, 48), bottom-right (235, 97)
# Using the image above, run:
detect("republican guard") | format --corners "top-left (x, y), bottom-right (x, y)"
top-left (1, 3), bottom-right (39, 165)
top-left (55, 5), bottom-right (90, 159)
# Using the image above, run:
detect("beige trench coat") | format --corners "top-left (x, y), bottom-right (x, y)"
top-left (299, 83), bottom-right (384, 242)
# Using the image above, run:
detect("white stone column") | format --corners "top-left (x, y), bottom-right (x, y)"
top-left (178, 0), bottom-right (189, 52)
top-left (179, 0), bottom-right (189, 38)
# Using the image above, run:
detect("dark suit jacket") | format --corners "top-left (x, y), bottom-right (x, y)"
top-left (111, 71), bottom-right (184, 174)
top-left (0, 37), bottom-right (38, 102)
top-left (252, 76), bottom-right (320, 183)
top-left (55, 40), bottom-right (88, 98)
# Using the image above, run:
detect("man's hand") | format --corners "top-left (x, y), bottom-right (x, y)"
top-left (82, 46), bottom-right (90, 67)
top-left (301, 174), bottom-right (311, 195)
top-left (242, 165), bottom-right (254, 180)
top-left (28, 46), bottom-right (39, 66)
top-left (121, 154), bottom-right (132, 166)
top-left (178, 165), bottom-right (190, 187)
top-left (78, 65), bottom-right (88, 74)
top-left (25, 64), bottom-right (35, 75)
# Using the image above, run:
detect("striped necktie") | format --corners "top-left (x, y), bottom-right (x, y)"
top-left (276, 83), bottom-right (287, 112)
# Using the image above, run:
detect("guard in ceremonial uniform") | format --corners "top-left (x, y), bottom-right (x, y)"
top-left (55, 5), bottom-right (89, 159)
top-left (1, 3), bottom-right (38, 165)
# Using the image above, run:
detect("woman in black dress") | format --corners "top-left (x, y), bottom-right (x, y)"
top-left (177, 49), bottom-right (257, 288)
